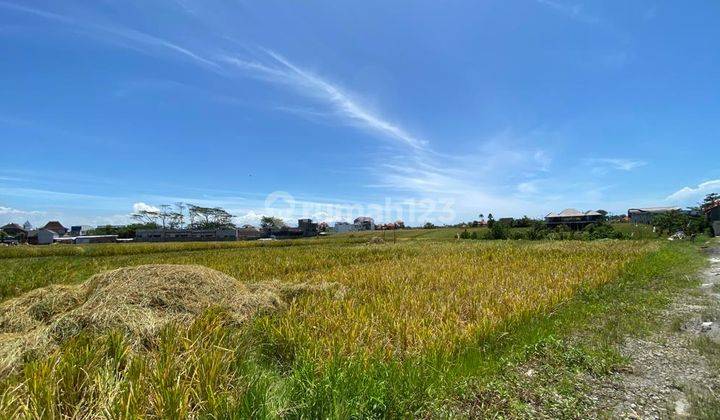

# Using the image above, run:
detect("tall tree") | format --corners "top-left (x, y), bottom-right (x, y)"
top-left (702, 193), bottom-right (719, 210)
top-left (260, 216), bottom-right (285, 230)
top-left (132, 209), bottom-right (160, 226)
top-left (187, 204), bottom-right (235, 229)
top-left (486, 213), bottom-right (495, 228)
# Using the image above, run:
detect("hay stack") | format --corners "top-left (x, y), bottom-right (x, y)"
top-left (47, 265), bottom-right (288, 343)
top-left (0, 264), bottom-right (344, 375)
top-left (0, 284), bottom-right (84, 333)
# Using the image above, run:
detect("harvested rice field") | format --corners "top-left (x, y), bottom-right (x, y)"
top-left (0, 237), bottom-right (704, 417)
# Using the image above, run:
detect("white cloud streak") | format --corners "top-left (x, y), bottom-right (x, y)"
top-left (666, 179), bottom-right (720, 203)
top-left (585, 158), bottom-right (647, 174)
top-left (0, 1), bottom-right (220, 71)
top-left (222, 50), bottom-right (426, 150)
top-left (2, 2), bottom-right (424, 150)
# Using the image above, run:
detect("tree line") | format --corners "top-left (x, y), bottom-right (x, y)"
top-left (131, 203), bottom-right (235, 230)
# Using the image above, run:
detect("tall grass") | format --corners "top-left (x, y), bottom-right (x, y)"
top-left (0, 238), bottom-right (336, 260)
top-left (0, 238), bottom-right (698, 417)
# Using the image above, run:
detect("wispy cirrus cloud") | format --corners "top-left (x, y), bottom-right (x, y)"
top-left (585, 158), bottom-right (647, 174)
top-left (222, 50), bottom-right (427, 150)
top-left (535, 0), bottom-right (600, 24)
top-left (0, 1), bottom-right (71, 23)
top-left (0, 1), bottom-right (220, 71)
top-left (2, 2), bottom-right (425, 151)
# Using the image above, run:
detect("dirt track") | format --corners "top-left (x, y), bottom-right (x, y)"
top-left (588, 241), bottom-right (720, 418)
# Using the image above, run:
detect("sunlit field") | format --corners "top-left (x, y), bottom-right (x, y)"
top-left (0, 236), bottom-right (692, 417)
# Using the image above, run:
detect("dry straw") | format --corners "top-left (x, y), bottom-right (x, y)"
top-left (0, 264), bottom-right (344, 375)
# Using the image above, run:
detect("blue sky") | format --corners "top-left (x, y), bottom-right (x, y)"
top-left (1, 0), bottom-right (719, 227)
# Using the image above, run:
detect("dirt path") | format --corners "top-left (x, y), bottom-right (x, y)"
top-left (588, 241), bottom-right (720, 418)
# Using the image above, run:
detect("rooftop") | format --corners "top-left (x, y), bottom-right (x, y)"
top-left (546, 209), bottom-right (602, 218)
top-left (43, 221), bottom-right (67, 231)
top-left (1, 223), bottom-right (24, 231)
top-left (628, 207), bottom-right (682, 213)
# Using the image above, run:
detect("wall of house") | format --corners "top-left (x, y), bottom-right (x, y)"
top-left (38, 230), bottom-right (56, 245)
top-left (135, 229), bottom-right (237, 242)
top-left (629, 213), bottom-right (655, 224)
top-left (75, 236), bottom-right (117, 244)
top-left (335, 224), bottom-right (357, 233)
top-left (708, 207), bottom-right (720, 222)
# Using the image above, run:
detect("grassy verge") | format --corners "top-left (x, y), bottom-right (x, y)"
top-left (0, 240), bottom-right (706, 417)
top-left (444, 240), bottom-right (707, 417)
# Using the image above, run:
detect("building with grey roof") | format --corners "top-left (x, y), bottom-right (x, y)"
top-left (545, 209), bottom-right (604, 230)
top-left (627, 207), bottom-right (682, 224)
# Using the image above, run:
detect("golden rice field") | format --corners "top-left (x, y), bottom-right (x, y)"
top-left (0, 238), bottom-right (677, 417)
top-left (266, 241), bottom-right (656, 360)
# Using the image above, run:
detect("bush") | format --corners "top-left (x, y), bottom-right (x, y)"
top-left (547, 225), bottom-right (574, 241)
top-left (527, 221), bottom-right (550, 240)
top-left (508, 230), bottom-right (528, 240)
top-left (485, 223), bottom-right (509, 240)
top-left (582, 223), bottom-right (626, 240)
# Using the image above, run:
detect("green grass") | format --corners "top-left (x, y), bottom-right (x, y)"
top-left (611, 222), bottom-right (658, 239)
top-left (0, 237), bottom-right (708, 417)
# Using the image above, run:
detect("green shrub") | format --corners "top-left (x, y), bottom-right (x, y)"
top-left (485, 223), bottom-right (509, 240)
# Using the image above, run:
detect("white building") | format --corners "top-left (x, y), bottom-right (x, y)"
top-left (70, 225), bottom-right (93, 236)
top-left (334, 217), bottom-right (376, 233)
top-left (28, 229), bottom-right (58, 245)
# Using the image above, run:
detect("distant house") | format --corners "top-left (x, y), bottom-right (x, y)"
top-left (74, 235), bottom-right (118, 244)
top-left (545, 209), bottom-right (604, 230)
top-left (353, 217), bottom-right (375, 231)
top-left (27, 229), bottom-right (58, 245)
top-left (334, 222), bottom-right (356, 233)
top-left (334, 217), bottom-right (376, 233)
top-left (135, 228), bottom-right (238, 242)
top-left (705, 201), bottom-right (720, 236)
top-left (42, 221), bottom-right (68, 236)
top-left (22, 220), bottom-right (33, 231)
top-left (268, 227), bottom-right (305, 239)
top-left (498, 217), bottom-right (514, 226)
top-left (627, 207), bottom-right (682, 224)
top-left (70, 225), bottom-right (93, 236)
top-left (237, 226), bottom-right (262, 240)
top-left (1, 223), bottom-right (27, 242)
top-left (298, 219), bottom-right (319, 236)
top-left (267, 219), bottom-right (320, 239)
